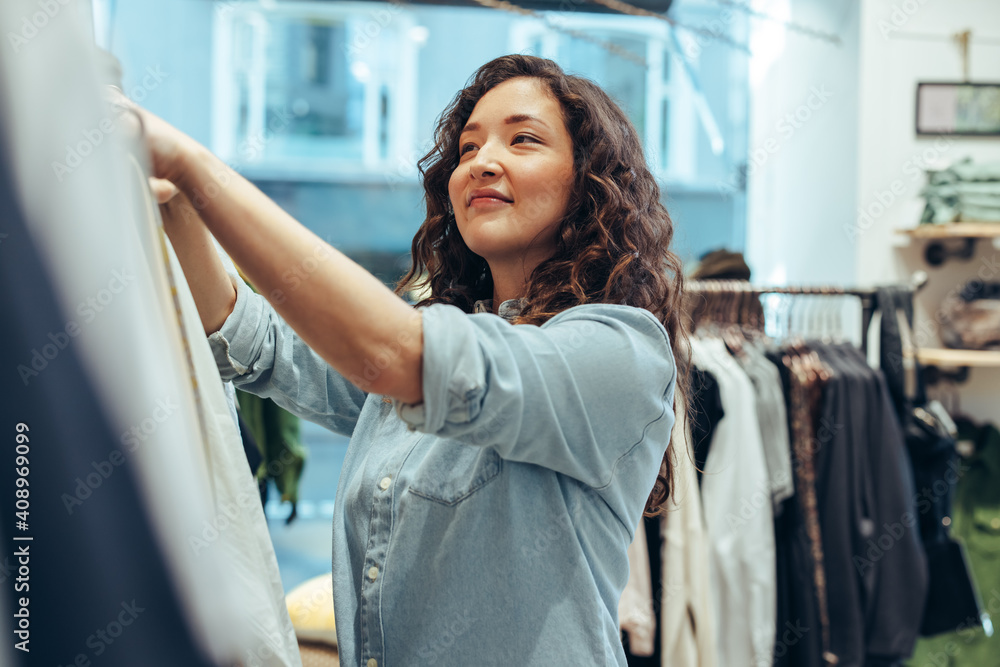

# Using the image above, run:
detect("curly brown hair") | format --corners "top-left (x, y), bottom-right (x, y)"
top-left (396, 54), bottom-right (689, 515)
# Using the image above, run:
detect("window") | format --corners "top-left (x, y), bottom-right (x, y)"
top-left (510, 14), bottom-right (704, 182)
top-left (212, 1), bottom-right (422, 180)
top-left (211, 2), bottom-right (738, 191)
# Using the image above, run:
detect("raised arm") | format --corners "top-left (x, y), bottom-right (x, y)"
top-left (158, 188), bottom-right (238, 335)
top-left (135, 105), bottom-right (423, 404)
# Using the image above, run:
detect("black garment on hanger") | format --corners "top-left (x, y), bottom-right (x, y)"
top-left (0, 121), bottom-right (212, 667)
top-left (767, 350), bottom-right (824, 667)
top-left (815, 344), bottom-right (928, 665)
top-left (876, 289), bottom-right (979, 637)
top-left (773, 493), bottom-right (824, 667)
top-left (812, 343), bottom-right (868, 667)
top-left (690, 366), bottom-right (724, 486)
top-left (906, 411), bottom-right (981, 637)
top-left (876, 287), bottom-right (926, 423)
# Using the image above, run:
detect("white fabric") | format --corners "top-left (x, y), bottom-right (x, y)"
top-left (867, 310), bottom-right (882, 369)
top-left (659, 401), bottom-right (718, 667)
top-left (0, 4), bottom-right (299, 664)
top-left (691, 338), bottom-right (776, 667)
top-left (619, 518), bottom-right (655, 656)
top-left (158, 224), bottom-right (301, 667)
top-left (739, 345), bottom-right (795, 511)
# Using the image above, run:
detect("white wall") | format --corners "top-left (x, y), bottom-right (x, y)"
top-left (745, 0), bottom-right (861, 286)
top-left (855, 0), bottom-right (1000, 283)
top-left (747, 0), bottom-right (999, 420)
top-left (855, 0), bottom-right (1000, 420)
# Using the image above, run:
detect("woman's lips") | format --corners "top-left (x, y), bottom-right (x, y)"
top-left (469, 196), bottom-right (512, 208)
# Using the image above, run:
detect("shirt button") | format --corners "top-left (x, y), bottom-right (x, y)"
top-left (991, 518), bottom-right (1000, 530)
top-left (368, 566), bottom-right (379, 581)
top-left (367, 659), bottom-right (378, 667)
top-left (942, 516), bottom-right (952, 527)
top-left (379, 476), bottom-right (391, 490)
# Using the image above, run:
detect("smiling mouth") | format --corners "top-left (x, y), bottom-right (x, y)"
top-left (470, 195), bottom-right (512, 206)
top-left (468, 188), bottom-right (513, 206)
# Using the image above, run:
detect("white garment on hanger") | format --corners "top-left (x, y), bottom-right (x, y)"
top-left (659, 401), bottom-right (718, 667)
top-left (738, 345), bottom-right (795, 511)
top-left (153, 205), bottom-right (302, 667)
top-left (866, 309), bottom-right (883, 369)
top-left (0, 4), bottom-right (300, 663)
top-left (619, 517), bottom-right (655, 656)
top-left (691, 338), bottom-right (776, 667)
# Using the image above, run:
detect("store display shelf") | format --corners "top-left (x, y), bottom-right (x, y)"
top-left (897, 223), bottom-right (1000, 239)
top-left (917, 348), bottom-right (1000, 367)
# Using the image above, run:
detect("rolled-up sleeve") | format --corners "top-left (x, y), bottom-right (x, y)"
top-left (394, 303), bottom-right (676, 491)
top-left (207, 275), bottom-right (368, 437)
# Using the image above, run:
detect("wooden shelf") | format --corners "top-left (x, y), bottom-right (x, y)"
top-left (897, 223), bottom-right (1000, 239)
top-left (917, 348), bottom-right (1000, 367)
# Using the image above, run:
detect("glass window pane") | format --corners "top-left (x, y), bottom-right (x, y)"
top-left (261, 18), bottom-right (365, 161)
top-left (560, 34), bottom-right (647, 136)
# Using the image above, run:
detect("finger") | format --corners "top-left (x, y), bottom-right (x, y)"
top-left (103, 85), bottom-right (134, 110)
top-left (103, 86), bottom-right (145, 142)
top-left (149, 177), bottom-right (180, 204)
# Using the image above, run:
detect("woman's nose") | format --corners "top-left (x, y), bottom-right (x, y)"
top-left (470, 143), bottom-right (502, 180)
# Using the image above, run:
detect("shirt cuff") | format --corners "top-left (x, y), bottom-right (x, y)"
top-left (393, 304), bottom-right (487, 433)
top-left (207, 274), bottom-right (267, 382)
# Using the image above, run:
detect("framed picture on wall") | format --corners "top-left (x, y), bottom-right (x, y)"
top-left (915, 82), bottom-right (1000, 136)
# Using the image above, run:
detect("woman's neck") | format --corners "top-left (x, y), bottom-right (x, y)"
top-left (490, 271), bottom-right (526, 313)
top-left (488, 253), bottom-right (549, 312)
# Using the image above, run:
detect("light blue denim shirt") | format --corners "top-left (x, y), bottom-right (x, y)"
top-left (208, 280), bottom-right (676, 667)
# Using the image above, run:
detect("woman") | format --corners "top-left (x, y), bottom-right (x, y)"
top-left (143, 54), bottom-right (686, 666)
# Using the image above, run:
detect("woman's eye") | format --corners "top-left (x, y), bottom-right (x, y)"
top-left (460, 143), bottom-right (477, 155)
top-left (512, 134), bottom-right (539, 145)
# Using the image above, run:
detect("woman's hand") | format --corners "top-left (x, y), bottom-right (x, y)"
top-left (108, 88), bottom-right (424, 403)
top-left (106, 87), bottom-right (199, 188)
top-left (149, 177), bottom-right (180, 204)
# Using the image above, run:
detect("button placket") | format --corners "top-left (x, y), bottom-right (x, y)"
top-left (360, 486), bottom-right (390, 665)
top-left (358, 423), bottom-right (426, 667)
top-left (359, 428), bottom-right (422, 667)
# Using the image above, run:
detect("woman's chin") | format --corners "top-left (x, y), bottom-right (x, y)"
top-left (458, 232), bottom-right (512, 263)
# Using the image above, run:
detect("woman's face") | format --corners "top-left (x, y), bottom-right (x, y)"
top-left (448, 77), bottom-right (575, 272)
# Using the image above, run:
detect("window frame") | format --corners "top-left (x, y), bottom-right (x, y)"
top-left (509, 13), bottom-right (698, 182)
top-left (211, 1), bottom-right (421, 182)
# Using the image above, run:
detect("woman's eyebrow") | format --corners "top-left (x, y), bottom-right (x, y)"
top-left (504, 113), bottom-right (548, 128)
top-left (461, 114), bottom-right (549, 134)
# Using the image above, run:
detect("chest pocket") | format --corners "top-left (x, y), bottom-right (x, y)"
top-left (407, 440), bottom-right (502, 506)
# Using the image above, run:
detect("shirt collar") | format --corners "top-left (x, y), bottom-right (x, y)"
top-left (473, 298), bottom-right (526, 323)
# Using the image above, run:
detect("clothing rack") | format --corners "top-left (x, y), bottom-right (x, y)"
top-left (686, 272), bottom-right (928, 353)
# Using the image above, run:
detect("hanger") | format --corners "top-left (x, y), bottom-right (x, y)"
top-left (833, 293), bottom-right (845, 342)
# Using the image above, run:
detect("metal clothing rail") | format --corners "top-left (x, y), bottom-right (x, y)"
top-left (688, 280), bottom-right (880, 332)
top-left (686, 272), bottom-right (928, 353)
